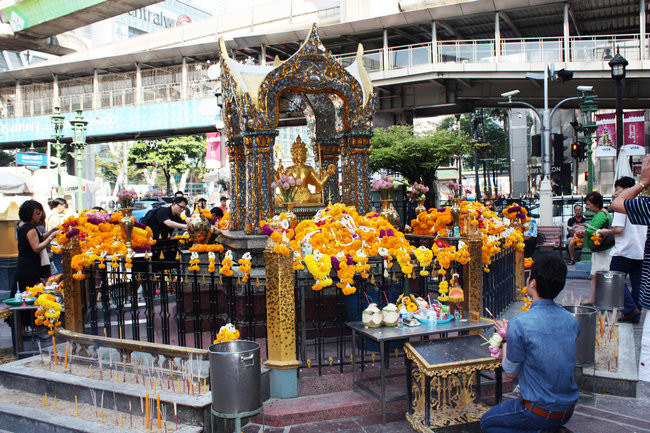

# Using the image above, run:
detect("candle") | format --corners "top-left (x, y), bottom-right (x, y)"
top-left (177, 378), bottom-right (180, 394)
top-left (120, 413), bottom-right (123, 428)
top-left (75, 396), bottom-right (79, 416)
top-left (90, 364), bottom-right (93, 379)
top-left (153, 377), bottom-right (156, 395)
top-left (100, 409), bottom-right (103, 424)
top-left (157, 394), bottom-right (161, 429)
top-left (54, 395), bottom-right (57, 408)
top-left (104, 328), bottom-right (107, 339)
top-left (43, 392), bottom-right (47, 407)
top-left (145, 392), bottom-right (150, 429)
top-left (203, 378), bottom-right (207, 393)
top-left (64, 345), bottom-right (69, 370)
top-left (119, 326), bottom-right (123, 341)
top-left (52, 337), bottom-right (58, 365)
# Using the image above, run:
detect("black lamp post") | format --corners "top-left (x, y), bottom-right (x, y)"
top-left (608, 53), bottom-right (628, 157)
top-left (69, 110), bottom-right (88, 212)
top-left (50, 107), bottom-right (65, 195)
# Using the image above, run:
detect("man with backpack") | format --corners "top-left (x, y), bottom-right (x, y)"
top-left (142, 196), bottom-right (188, 240)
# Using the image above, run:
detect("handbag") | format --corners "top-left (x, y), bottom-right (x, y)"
top-left (40, 248), bottom-right (51, 266)
top-left (591, 212), bottom-right (615, 252)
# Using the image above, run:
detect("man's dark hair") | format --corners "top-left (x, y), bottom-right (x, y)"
top-left (530, 254), bottom-right (567, 299)
top-left (585, 191), bottom-right (604, 209)
top-left (211, 207), bottom-right (224, 219)
top-left (220, 196), bottom-right (227, 202)
top-left (18, 200), bottom-right (44, 223)
top-left (573, 204), bottom-right (583, 210)
top-left (48, 197), bottom-right (67, 210)
top-left (173, 196), bottom-right (188, 206)
top-left (174, 191), bottom-right (184, 197)
top-left (198, 198), bottom-right (207, 203)
top-left (614, 176), bottom-right (635, 189)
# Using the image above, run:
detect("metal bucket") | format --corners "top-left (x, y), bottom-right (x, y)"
top-left (209, 340), bottom-right (261, 415)
top-left (564, 305), bottom-right (597, 366)
top-left (595, 270), bottom-right (625, 309)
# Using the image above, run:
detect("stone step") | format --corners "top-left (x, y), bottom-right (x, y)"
top-left (0, 400), bottom-right (202, 433)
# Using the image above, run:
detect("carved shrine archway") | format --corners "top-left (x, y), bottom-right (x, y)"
top-left (218, 24), bottom-right (376, 234)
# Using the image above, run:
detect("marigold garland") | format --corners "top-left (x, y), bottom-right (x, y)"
top-left (34, 294), bottom-right (62, 335)
top-left (237, 252), bottom-right (252, 282)
top-left (213, 323), bottom-right (240, 343)
top-left (219, 250), bottom-right (234, 276)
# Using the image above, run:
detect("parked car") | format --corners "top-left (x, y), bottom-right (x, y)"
top-left (132, 200), bottom-right (168, 222)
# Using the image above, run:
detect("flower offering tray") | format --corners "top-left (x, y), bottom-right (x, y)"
top-left (2, 297), bottom-right (36, 306)
top-left (413, 311), bottom-right (455, 325)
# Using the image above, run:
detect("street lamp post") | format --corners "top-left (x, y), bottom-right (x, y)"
top-left (608, 53), bottom-right (628, 157)
top-left (499, 82), bottom-right (593, 224)
top-left (50, 107), bottom-right (65, 196)
top-left (69, 110), bottom-right (88, 212)
top-left (579, 89), bottom-right (598, 192)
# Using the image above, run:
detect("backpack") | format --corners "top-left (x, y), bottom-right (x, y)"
top-left (140, 207), bottom-right (159, 228)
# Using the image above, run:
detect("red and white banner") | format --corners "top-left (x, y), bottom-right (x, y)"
top-left (206, 132), bottom-right (221, 169)
top-left (595, 110), bottom-right (645, 150)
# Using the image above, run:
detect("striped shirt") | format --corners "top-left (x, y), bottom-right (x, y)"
top-left (623, 198), bottom-right (650, 309)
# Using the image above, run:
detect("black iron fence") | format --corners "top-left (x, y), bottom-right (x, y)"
top-left (78, 245), bottom-right (515, 375)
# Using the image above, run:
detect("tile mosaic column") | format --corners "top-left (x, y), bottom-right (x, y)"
top-left (227, 138), bottom-right (246, 231)
top-left (243, 129), bottom-right (278, 234)
top-left (342, 131), bottom-right (372, 214)
top-left (319, 139), bottom-right (340, 203)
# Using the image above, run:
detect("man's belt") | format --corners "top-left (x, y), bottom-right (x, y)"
top-left (521, 399), bottom-right (574, 420)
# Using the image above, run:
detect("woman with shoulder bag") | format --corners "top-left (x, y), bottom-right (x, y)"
top-left (575, 191), bottom-right (613, 305)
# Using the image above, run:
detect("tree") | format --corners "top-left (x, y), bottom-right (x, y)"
top-left (128, 136), bottom-right (206, 194)
top-left (370, 124), bottom-right (476, 207)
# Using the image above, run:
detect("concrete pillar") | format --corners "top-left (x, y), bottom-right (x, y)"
top-left (181, 57), bottom-right (188, 100)
top-left (52, 74), bottom-right (59, 109)
top-left (431, 21), bottom-right (438, 63)
top-left (494, 13), bottom-right (501, 62)
top-left (135, 63), bottom-right (142, 105)
top-left (15, 80), bottom-right (22, 117)
top-left (383, 29), bottom-right (389, 70)
top-left (563, 3), bottom-right (571, 62)
top-left (92, 69), bottom-right (99, 110)
top-left (509, 108), bottom-right (528, 198)
top-left (260, 44), bottom-right (266, 66)
top-left (641, 0), bottom-right (647, 60)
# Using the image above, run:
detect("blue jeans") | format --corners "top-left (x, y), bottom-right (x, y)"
top-left (609, 255), bottom-right (642, 314)
top-left (480, 398), bottom-right (573, 433)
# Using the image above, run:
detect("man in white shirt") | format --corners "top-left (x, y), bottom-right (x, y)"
top-left (599, 176), bottom-right (647, 323)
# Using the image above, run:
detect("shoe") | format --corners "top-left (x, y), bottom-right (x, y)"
top-left (567, 260), bottom-right (575, 265)
top-left (619, 309), bottom-right (641, 323)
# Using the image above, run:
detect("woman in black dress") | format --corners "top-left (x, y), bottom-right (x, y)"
top-left (10, 200), bottom-right (58, 297)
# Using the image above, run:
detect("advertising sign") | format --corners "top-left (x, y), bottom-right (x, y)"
top-left (205, 132), bottom-right (221, 169)
top-left (0, 98), bottom-right (220, 145)
top-left (595, 110), bottom-right (645, 157)
top-left (4, 0), bottom-right (106, 32)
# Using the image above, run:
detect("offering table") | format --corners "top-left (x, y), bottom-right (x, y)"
top-left (405, 334), bottom-right (502, 432)
top-left (346, 318), bottom-right (494, 424)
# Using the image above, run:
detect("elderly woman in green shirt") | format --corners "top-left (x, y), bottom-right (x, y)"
top-left (575, 191), bottom-right (613, 305)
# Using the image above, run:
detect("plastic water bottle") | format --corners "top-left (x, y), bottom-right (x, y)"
top-left (15, 291), bottom-right (22, 302)
top-left (399, 304), bottom-right (408, 325)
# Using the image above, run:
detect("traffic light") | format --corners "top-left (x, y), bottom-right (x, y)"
top-left (578, 141), bottom-right (587, 160)
top-left (571, 142), bottom-right (579, 159)
top-left (553, 133), bottom-right (568, 166)
top-left (136, 162), bottom-right (156, 169)
top-left (531, 134), bottom-right (542, 157)
top-left (585, 171), bottom-right (589, 181)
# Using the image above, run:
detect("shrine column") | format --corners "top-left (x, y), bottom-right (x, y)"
top-left (318, 139), bottom-right (340, 203)
top-left (243, 129), bottom-right (278, 234)
top-left (341, 131), bottom-right (372, 214)
top-left (227, 138), bottom-right (246, 231)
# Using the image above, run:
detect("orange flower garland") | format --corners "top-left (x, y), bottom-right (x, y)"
top-left (219, 250), bottom-right (234, 276)
top-left (237, 252), bottom-right (252, 282)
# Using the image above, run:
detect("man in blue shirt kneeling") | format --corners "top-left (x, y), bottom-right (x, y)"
top-left (481, 254), bottom-right (579, 433)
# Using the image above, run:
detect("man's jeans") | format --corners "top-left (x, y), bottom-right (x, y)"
top-left (609, 255), bottom-right (642, 315)
top-left (480, 398), bottom-right (573, 433)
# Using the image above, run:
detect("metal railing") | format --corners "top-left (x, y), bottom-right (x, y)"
top-left (3, 33), bottom-right (645, 119)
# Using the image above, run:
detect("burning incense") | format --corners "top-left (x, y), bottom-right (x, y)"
top-left (38, 341), bottom-right (43, 363)
top-left (174, 402), bottom-right (178, 429)
top-left (157, 394), bottom-right (161, 429)
top-left (145, 392), bottom-right (150, 429)
top-left (52, 337), bottom-right (58, 365)
top-left (90, 389), bottom-right (97, 417)
top-left (99, 356), bottom-right (103, 380)
top-left (129, 401), bottom-right (133, 428)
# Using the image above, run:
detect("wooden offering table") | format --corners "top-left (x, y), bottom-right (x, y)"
top-left (405, 334), bottom-right (502, 432)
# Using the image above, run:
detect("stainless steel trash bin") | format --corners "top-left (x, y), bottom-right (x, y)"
top-left (209, 340), bottom-right (261, 416)
top-left (564, 305), bottom-right (597, 366)
top-left (595, 271), bottom-right (625, 309)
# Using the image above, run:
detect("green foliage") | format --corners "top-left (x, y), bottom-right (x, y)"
top-left (370, 124), bottom-right (476, 206)
top-left (128, 136), bottom-right (206, 194)
top-left (0, 150), bottom-right (14, 167)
